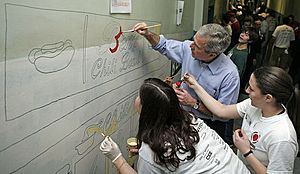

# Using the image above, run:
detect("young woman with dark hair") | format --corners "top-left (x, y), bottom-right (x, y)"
top-left (135, 78), bottom-right (199, 171)
top-left (99, 78), bottom-right (250, 173)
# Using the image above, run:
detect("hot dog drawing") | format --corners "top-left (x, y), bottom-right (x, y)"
top-left (28, 39), bottom-right (75, 73)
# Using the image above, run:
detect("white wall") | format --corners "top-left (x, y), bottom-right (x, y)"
top-left (0, 0), bottom-right (195, 174)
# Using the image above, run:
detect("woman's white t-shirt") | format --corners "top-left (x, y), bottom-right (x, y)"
top-left (237, 98), bottom-right (298, 173)
top-left (137, 117), bottom-right (250, 173)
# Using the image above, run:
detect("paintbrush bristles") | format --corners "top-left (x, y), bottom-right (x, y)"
top-left (122, 24), bottom-right (161, 33)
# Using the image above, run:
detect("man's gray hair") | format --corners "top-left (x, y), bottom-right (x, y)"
top-left (197, 23), bottom-right (231, 55)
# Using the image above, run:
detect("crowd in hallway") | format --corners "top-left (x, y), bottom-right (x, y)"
top-left (221, 0), bottom-right (300, 91)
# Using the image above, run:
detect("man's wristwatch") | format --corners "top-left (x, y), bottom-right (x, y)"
top-left (193, 100), bottom-right (200, 110)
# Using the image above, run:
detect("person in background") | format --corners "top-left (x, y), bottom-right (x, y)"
top-left (184, 66), bottom-right (298, 174)
top-left (243, 21), bottom-right (262, 90)
top-left (269, 16), bottom-right (295, 71)
top-left (220, 13), bottom-right (232, 37)
top-left (287, 15), bottom-right (300, 85)
top-left (258, 12), bottom-right (272, 67)
top-left (288, 15), bottom-right (299, 41)
top-left (227, 26), bottom-right (258, 78)
top-left (254, 16), bottom-right (268, 68)
top-left (132, 22), bottom-right (240, 146)
top-left (99, 78), bottom-right (251, 173)
top-left (227, 11), bottom-right (241, 52)
top-left (254, 1), bottom-right (266, 15)
top-left (265, 9), bottom-right (277, 42)
top-left (264, 9), bottom-right (278, 65)
top-left (242, 15), bottom-right (254, 28)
